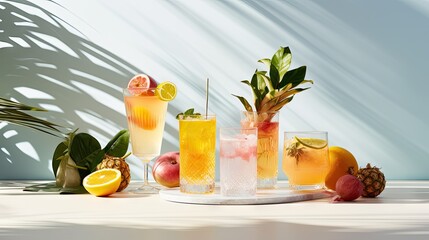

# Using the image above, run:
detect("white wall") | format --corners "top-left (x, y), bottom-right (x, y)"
top-left (1, 0), bottom-right (428, 180)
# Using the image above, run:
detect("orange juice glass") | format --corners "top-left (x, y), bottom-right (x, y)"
top-left (241, 111), bottom-right (279, 188)
top-left (179, 115), bottom-right (216, 194)
top-left (282, 131), bottom-right (329, 190)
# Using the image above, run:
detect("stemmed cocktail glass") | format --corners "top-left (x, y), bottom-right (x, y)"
top-left (123, 87), bottom-right (168, 193)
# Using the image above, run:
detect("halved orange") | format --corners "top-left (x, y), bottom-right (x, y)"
top-left (83, 169), bottom-right (121, 197)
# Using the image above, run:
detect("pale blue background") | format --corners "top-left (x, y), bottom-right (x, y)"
top-left (1, 0), bottom-right (428, 180)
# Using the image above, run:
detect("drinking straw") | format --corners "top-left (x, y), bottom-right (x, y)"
top-left (205, 78), bottom-right (209, 119)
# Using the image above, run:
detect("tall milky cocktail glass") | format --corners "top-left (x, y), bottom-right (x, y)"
top-left (241, 111), bottom-right (279, 188)
top-left (283, 131), bottom-right (329, 190)
top-left (123, 87), bottom-right (168, 193)
top-left (179, 115), bottom-right (216, 194)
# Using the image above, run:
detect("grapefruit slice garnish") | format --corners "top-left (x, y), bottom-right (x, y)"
top-left (127, 74), bottom-right (157, 95)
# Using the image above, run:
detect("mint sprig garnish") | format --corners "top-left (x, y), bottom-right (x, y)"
top-left (176, 108), bottom-right (201, 120)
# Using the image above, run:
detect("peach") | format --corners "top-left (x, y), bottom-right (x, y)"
top-left (152, 151), bottom-right (180, 188)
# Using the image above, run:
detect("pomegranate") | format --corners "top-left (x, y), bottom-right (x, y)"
top-left (333, 174), bottom-right (363, 202)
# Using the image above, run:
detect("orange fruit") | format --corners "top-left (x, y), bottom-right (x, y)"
top-left (325, 146), bottom-right (359, 191)
top-left (83, 169), bottom-right (121, 197)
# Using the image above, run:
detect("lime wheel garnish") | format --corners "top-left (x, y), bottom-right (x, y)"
top-left (294, 137), bottom-right (327, 149)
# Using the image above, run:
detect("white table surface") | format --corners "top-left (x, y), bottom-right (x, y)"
top-left (1, 180), bottom-right (428, 240)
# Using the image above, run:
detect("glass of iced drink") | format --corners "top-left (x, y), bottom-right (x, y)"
top-left (123, 87), bottom-right (168, 193)
top-left (282, 131), bottom-right (329, 190)
top-left (220, 127), bottom-right (258, 197)
top-left (241, 111), bottom-right (279, 188)
top-left (178, 115), bottom-right (216, 194)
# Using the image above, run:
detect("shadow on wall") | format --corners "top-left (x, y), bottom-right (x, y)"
top-left (0, 0), bottom-right (177, 179)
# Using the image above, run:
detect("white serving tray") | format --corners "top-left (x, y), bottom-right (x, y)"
top-left (159, 187), bottom-right (333, 205)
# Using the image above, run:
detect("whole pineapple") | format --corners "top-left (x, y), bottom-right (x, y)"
top-left (233, 46), bottom-right (313, 114)
top-left (97, 154), bottom-right (131, 192)
top-left (357, 163), bottom-right (386, 198)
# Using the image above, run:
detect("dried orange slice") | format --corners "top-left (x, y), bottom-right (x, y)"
top-left (83, 169), bottom-right (121, 197)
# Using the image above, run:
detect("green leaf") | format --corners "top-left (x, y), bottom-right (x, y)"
top-left (269, 63), bottom-right (280, 89)
top-left (258, 58), bottom-right (271, 69)
top-left (0, 97), bottom-right (47, 111)
top-left (52, 141), bottom-right (68, 177)
top-left (0, 98), bottom-right (64, 137)
top-left (256, 71), bottom-right (274, 92)
top-left (255, 71), bottom-right (269, 93)
top-left (271, 47), bottom-right (291, 80)
top-left (176, 108), bottom-right (202, 120)
top-left (70, 133), bottom-right (101, 163)
top-left (60, 185), bottom-right (88, 194)
top-left (232, 94), bottom-right (253, 112)
top-left (23, 182), bottom-right (88, 194)
top-left (70, 133), bottom-right (101, 179)
top-left (85, 149), bottom-right (106, 173)
top-left (279, 66), bottom-right (309, 89)
top-left (23, 182), bottom-right (61, 192)
top-left (184, 108), bottom-right (195, 115)
top-left (104, 130), bottom-right (129, 157)
top-left (242, 80), bottom-right (262, 108)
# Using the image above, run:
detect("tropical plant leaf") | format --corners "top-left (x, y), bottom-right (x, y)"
top-left (253, 70), bottom-right (269, 95)
top-left (271, 47), bottom-right (291, 80)
top-left (23, 182), bottom-right (88, 194)
top-left (258, 58), bottom-right (271, 69)
top-left (278, 66), bottom-right (309, 89)
top-left (261, 88), bottom-right (310, 112)
top-left (0, 110), bottom-right (60, 130)
top-left (277, 88), bottom-right (310, 102)
top-left (270, 96), bottom-right (294, 111)
top-left (69, 133), bottom-right (101, 179)
top-left (104, 129), bottom-right (129, 157)
top-left (233, 46), bottom-right (313, 112)
top-left (0, 98), bottom-right (63, 137)
top-left (60, 185), bottom-right (88, 194)
top-left (86, 149), bottom-right (106, 173)
top-left (270, 63), bottom-right (280, 89)
top-left (242, 80), bottom-right (262, 108)
top-left (23, 182), bottom-right (60, 192)
top-left (256, 71), bottom-right (273, 92)
top-left (232, 94), bottom-right (253, 112)
top-left (0, 97), bottom-right (46, 111)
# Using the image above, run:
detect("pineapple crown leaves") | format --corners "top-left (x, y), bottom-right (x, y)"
top-left (233, 46), bottom-right (313, 112)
